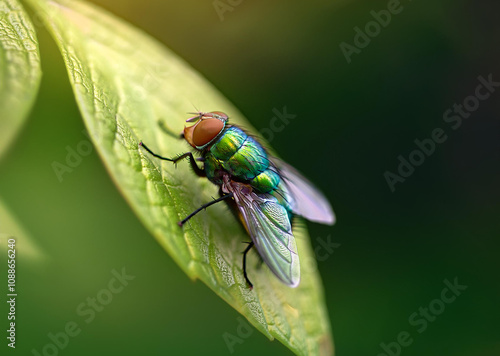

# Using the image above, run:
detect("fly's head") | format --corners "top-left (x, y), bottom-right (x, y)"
top-left (183, 111), bottom-right (228, 150)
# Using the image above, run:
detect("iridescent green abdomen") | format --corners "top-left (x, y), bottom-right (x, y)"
top-left (204, 126), bottom-right (281, 195)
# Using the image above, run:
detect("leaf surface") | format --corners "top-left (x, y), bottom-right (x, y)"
top-left (0, 0), bottom-right (41, 160)
top-left (26, 0), bottom-right (334, 354)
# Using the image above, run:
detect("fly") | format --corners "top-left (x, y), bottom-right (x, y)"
top-left (140, 111), bottom-right (335, 288)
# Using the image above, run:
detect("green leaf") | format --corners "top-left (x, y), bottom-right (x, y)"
top-left (26, 0), bottom-right (334, 354)
top-left (0, 0), bottom-right (41, 160)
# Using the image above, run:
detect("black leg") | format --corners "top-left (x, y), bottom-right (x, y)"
top-left (158, 120), bottom-right (184, 139)
top-left (242, 242), bottom-right (255, 289)
top-left (178, 193), bottom-right (234, 226)
top-left (139, 141), bottom-right (205, 177)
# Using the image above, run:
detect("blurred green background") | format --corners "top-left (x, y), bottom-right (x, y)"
top-left (1, 0), bottom-right (499, 355)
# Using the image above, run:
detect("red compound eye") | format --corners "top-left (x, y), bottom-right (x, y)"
top-left (192, 118), bottom-right (224, 146)
top-left (182, 118), bottom-right (224, 148)
top-left (183, 111), bottom-right (227, 148)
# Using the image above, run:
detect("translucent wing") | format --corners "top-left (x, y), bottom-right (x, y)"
top-left (223, 179), bottom-right (300, 287)
top-left (272, 158), bottom-right (335, 225)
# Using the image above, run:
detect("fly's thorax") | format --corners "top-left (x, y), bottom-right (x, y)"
top-left (203, 126), bottom-right (245, 185)
top-left (205, 125), bottom-right (284, 194)
top-left (209, 126), bottom-right (246, 161)
top-left (225, 135), bottom-right (269, 180)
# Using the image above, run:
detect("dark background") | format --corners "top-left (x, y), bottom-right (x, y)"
top-left (1, 0), bottom-right (499, 355)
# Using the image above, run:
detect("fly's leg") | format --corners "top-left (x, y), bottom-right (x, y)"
top-left (140, 142), bottom-right (232, 225)
top-left (139, 141), bottom-right (205, 177)
top-left (158, 120), bottom-right (184, 139)
top-left (179, 193), bottom-right (234, 226)
top-left (242, 242), bottom-right (255, 289)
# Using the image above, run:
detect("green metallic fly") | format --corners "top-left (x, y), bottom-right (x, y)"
top-left (140, 111), bottom-right (335, 288)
